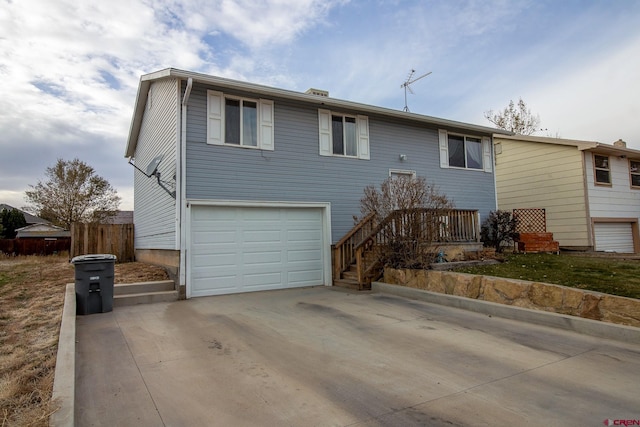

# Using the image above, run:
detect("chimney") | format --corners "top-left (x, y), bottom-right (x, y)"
top-left (305, 88), bottom-right (329, 97)
top-left (613, 139), bottom-right (627, 148)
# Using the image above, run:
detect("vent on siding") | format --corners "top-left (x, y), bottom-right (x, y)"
top-left (305, 88), bottom-right (329, 97)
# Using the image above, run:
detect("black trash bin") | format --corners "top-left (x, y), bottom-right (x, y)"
top-left (72, 254), bottom-right (117, 315)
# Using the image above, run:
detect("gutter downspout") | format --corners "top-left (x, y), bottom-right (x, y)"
top-left (178, 77), bottom-right (192, 298)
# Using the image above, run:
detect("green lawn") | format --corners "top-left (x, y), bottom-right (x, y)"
top-left (456, 253), bottom-right (640, 299)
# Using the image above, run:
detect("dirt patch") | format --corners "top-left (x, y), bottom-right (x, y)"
top-left (0, 253), bottom-right (169, 426)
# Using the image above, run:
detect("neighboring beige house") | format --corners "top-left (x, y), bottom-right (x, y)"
top-left (494, 134), bottom-right (640, 253)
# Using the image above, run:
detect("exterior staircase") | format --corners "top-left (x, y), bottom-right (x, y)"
top-left (332, 208), bottom-right (481, 290)
top-left (333, 264), bottom-right (361, 290)
top-left (113, 280), bottom-right (179, 307)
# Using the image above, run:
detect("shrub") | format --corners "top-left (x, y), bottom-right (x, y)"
top-left (481, 210), bottom-right (517, 253)
top-left (359, 176), bottom-right (453, 268)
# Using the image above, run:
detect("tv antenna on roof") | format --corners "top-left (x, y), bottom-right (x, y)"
top-left (401, 69), bottom-right (432, 112)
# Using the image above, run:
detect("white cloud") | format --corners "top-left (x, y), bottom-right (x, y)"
top-left (0, 0), bottom-right (344, 209)
top-left (1, 0), bottom-right (639, 213)
top-left (0, 190), bottom-right (28, 211)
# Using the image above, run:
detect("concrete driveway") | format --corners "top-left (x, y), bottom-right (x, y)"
top-left (75, 286), bottom-right (640, 426)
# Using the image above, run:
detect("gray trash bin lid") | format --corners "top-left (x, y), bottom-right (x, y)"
top-left (71, 254), bottom-right (117, 264)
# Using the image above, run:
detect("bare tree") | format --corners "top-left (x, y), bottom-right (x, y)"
top-left (359, 176), bottom-right (453, 268)
top-left (25, 158), bottom-right (120, 229)
top-left (484, 98), bottom-right (541, 135)
top-left (359, 176), bottom-right (452, 222)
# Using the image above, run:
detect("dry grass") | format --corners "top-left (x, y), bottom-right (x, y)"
top-left (0, 253), bottom-right (169, 427)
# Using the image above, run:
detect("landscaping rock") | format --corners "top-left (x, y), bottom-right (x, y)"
top-left (529, 282), bottom-right (563, 309)
top-left (600, 295), bottom-right (640, 327)
top-left (579, 294), bottom-right (602, 321)
top-left (382, 267), bottom-right (640, 328)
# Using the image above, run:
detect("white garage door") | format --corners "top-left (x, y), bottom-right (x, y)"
top-left (189, 205), bottom-right (325, 297)
top-left (594, 222), bottom-right (634, 253)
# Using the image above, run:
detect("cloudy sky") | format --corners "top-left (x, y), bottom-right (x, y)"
top-left (1, 0), bottom-right (639, 211)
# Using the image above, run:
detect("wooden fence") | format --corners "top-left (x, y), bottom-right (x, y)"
top-left (0, 238), bottom-right (71, 256)
top-left (70, 223), bottom-right (135, 263)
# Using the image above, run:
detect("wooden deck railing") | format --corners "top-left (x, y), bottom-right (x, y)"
top-left (341, 209), bottom-right (480, 289)
top-left (332, 212), bottom-right (376, 282)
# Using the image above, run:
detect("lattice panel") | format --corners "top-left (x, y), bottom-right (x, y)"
top-left (513, 208), bottom-right (546, 233)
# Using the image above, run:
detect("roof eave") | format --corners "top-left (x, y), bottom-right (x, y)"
top-left (494, 133), bottom-right (599, 149)
top-left (583, 143), bottom-right (640, 158)
top-left (124, 68), bottom-right (510, 157)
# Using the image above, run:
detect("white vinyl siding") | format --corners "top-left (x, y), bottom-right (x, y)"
top-left (207, 90), bottom-right (274, 150)
top-left (318, 109), bottom-right (370, 160)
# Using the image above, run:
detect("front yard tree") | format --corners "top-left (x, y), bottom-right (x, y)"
top-left (0, 208), bottom-right (27, 238)
top-left (484, 98), bottom-right (541, 135)
top-left (25, 158), bottom-right (121, 229)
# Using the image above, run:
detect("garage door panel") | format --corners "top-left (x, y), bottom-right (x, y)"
top-left (288, 249), bottom-right (322, 262)
top-left (288, 270), bottom-right (323, 286)
top-left (193, 230), bottom-right (237, 244)
top-left (193, 276), bottom-right (237, 291)
top-left (287, 229), bottom-right (321, 241)
top-left (193, 253), bottom-right (237, 267)
top-left (243, 230), bottom-right (281, 243)
top-left (242, 251), bottom-right (282, 265)
top-left (190, 206), bottom-right (325, 297)
top-left (594, 222), bottom-right (634, 253)
top-left (243, 272), bottom-right (283, 287)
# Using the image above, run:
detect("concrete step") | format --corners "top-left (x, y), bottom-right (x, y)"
top-left (113, 280), bottom-right (178, 307)
top-left (114, 280), bottom-right (175, 296)
top-left (114, 290), bottom-right (179, 307)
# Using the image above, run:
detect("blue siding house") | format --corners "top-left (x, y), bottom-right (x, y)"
top-left (125, 68), bottom-right (505, 298)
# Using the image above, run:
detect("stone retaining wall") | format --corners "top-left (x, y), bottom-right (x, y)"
top-left (383, 268), bottom-right (640, 328)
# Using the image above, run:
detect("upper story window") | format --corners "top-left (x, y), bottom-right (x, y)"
top-left (438, 129), bottom-right (492, 172)
top-left (225, 98), bottom-right (257, 147)
top-left (630, 160), bottom-right (640, 188)
top-left (332, 115), bottom-right (358, 156)
top-left (207, 90), bottom-right (274, 151)
top-left (594, 154), bottom-right (611, 185)
top-left (448, 134), bottom-right (482, 169)
top-left (318, 109), bottom-right (370, 160)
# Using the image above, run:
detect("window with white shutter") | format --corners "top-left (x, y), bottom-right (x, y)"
top-left (438, 129), bottom-right (492, 172)
top-left (318, 109), bottom-right (370, 160)
top-left (206, 90), bottom-right (274, 151)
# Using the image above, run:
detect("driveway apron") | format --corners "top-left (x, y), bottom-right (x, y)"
top-left (75, 286), bottom-right (640, 426)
